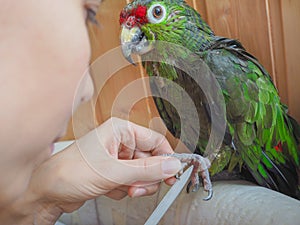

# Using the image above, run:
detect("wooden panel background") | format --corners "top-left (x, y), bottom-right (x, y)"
top-left (62, 0), bottom-right (300, 140)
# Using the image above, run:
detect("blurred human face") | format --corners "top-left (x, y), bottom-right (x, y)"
top-left (0, 0), bottom-right (100, 206)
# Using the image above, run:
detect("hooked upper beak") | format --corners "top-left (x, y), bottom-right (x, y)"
top-left (120, 26), bottom-right (152, 65)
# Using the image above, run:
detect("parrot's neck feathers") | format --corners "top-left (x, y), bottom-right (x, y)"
top-left (176, 3), bottom-right (216, 52)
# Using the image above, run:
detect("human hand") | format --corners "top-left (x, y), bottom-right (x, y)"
top-left (16, 118), bottom-right (181, 223)
top-left (73, 117), bottom-right (182, 200)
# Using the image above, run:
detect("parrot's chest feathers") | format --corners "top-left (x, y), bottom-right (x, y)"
top-left (152, 62), bottom-right (160, 77)
top-left (152, 62), bottom-right (166, 89)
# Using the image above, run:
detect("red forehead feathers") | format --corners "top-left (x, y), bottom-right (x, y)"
top-left (135, 5), bottom-right (147, 18)
top-left (119, 5), bottom-right (148, 27)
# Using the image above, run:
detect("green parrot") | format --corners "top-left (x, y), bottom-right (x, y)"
top-left (119, 0), bottom-right (300, 200)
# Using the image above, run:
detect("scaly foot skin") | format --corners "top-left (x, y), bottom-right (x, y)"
top-left (165, 153), bottom-right (213, 201)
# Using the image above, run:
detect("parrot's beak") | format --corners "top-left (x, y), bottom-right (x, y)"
top-left (120, 26), bottom-right (152, 65)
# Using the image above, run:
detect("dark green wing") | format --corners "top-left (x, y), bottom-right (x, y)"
top-left (203, 37), bottom-right (300, 199)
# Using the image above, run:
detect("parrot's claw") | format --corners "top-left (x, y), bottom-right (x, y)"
top-left (187, 180), bottom-right (213, 201)
top-left (203, 189), bottom-right (213, 201)
top-left (165, 153), bottom-right (213, 200)
top-left (201, 168), bottom-right (213, 200)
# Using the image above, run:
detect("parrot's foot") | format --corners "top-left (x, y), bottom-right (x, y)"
top-left (165, 153), bottom-right (213, 201)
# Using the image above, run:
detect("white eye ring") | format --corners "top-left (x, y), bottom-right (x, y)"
top-left (147, 4), bottom-right (167, 24)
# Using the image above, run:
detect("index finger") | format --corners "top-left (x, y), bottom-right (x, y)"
top-left (128, 120), bottom-right (174, 155)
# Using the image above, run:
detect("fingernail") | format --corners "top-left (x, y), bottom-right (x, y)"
top-left (132, 188), bottom-right (147, 198)
top-left (162, 158), bottom-right (181, 176)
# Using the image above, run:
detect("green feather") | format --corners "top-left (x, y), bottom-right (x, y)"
top-left (237, 122), bottom-right (256, 146)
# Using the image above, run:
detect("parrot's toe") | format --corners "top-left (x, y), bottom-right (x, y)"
top-left (201, 168), bottom-right (213, 200)
top-left (186, 166), bottom-right (213, 200)
top-left (187, 182), bottom-right (213, 201)
top-left (192, 183), bottom-right (200, 192)
top-left (165, 153), bottom-right (213, 200)
top-left (186, 180), bottom-right (200, 193)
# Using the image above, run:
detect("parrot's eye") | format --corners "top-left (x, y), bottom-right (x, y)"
top-left (153, 6), bottom-right (163, 18)
top-left (147, 4), bottom-right (166, 24)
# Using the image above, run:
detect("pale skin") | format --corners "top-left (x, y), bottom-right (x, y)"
top-left (0, 0), bottom-right (181, 224)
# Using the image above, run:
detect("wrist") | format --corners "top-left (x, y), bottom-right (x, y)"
top-left (0, 186), bottom-right (62, 225)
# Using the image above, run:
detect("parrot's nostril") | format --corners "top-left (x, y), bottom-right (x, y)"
top-left (126, 16), bottom-right (136, 28)
top-left (126, 21), bottom-right (132, 27)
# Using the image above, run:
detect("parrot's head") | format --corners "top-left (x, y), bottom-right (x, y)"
top-left (120, 0), bottom-right (214, 64)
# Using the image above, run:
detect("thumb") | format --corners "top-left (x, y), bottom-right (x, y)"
top-left (112, 156), bottom-right (181, 185)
